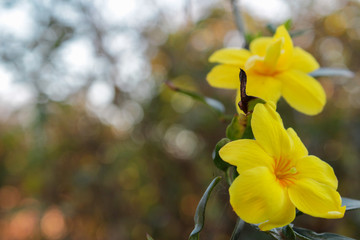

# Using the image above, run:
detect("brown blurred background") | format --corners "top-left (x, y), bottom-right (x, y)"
top-left (0, 0), bottom-right (360, 239)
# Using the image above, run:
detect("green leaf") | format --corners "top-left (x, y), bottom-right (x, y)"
top-left (189, 176), bottom-right (222, 240)
top-left (293, 227), bottom-right (355, 240)
top-left (266, 228), bottom-right (282, 239)
top-left (165, 81), bottom-right (225, 115)
top-left (240, 98), bottom-right (264, 140)
top-left (212, 138), bottom-right (231, 171)
top-left (247, 98), bottom-right (266, 112)
top-left (266, 24), bottom-right (277, 34)
top-left (309, 68), bottom-right (354, 78)
top-left (225, 166), bottom-right (238, 185)
top-left (146, 234), bottom-right (155, 240)
top-left (245, 32), bottom-right (262, 44)
top-left (290, 29), bottom-right (308, 38)
top-left (226, 115), bottom-right (246, 141)
top-left (241, 113), bottom-right (254, 139)
top-left (230, 218), bottom-right (245, 240)
top-left (283, 19), bottom-right (292, 30)
top-left (342, 197), bottom-right (360, 211)
top-left (236, 98), bottom-right (266, 141)
top-left (266, 23), bottom-right (307, 38)
top-left (282, 225), bottom-right (296, 240)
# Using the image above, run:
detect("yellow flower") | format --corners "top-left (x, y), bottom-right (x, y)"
top-left (207, 25), bottom-right (325, 115)
top-left (219, 103), bottom-right (345, 231)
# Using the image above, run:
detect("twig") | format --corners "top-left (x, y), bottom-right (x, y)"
top-left (230, 0), bottom-right (248, 48)
top-left (238, 69), bottom-right (256, 114)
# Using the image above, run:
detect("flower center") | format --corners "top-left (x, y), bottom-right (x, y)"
top-left (274, 158), bottom-right (297, 187)
top-left (245, 39), bottom-right (283, 76)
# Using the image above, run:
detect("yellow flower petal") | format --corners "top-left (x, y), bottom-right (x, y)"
top-left (209, 48), bottom-right (251, 66)
top-left (276, 69), bottom-right (326, 115)
top-left (263, 39), bottom-right (282, 71)
top-left (229, 167), bottom-right (287, 224)
top-left (259, 191), bottom-right (296, 231)
top-left (251, 103), bottom-right (292, 159)
top-left (291, 47), bottom-right (320, 73)
top-left (295, 155), bottom-right (338, 189)
top-left (286, 128), bottom-right (308, 159)
top-left (273, 25), bottom-right (293, 70)
top-left (288, 178), bottom-right (345, 218)
top-left (244, 55), bottom-right (263, 72)
top-left (235, 88), bottom-right (243, 114)
top-left (246, 73), bottom-right (282, 103)
top-left (246, 40), bottom-right (283, 75)
top-left (249, 37), bottom-right (273, 56)
top-left (206, 64), bottom-right (240, 89)
top-left (219, 139), bottom-right (273, 174)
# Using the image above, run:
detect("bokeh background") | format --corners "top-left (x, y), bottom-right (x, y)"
top-left (0, 0), bottom-right (360, 239)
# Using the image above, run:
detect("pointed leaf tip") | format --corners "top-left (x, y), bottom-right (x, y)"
top-left (342, 197), bottom-right (360, 211)
top-left (213, 138), bottom-right (231, 171)
top-left (189, 176), bottom-right (222, 240)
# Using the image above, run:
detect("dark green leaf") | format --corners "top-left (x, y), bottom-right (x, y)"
top-left (226, 115), bottom-right (246, 141)
top-left (230, 218), bottom-right (245, 240)
top-left (282, 225), bottom-right (296, 240)
top-left (189, 176), bottom-right (222, 240)
top-left (293, 227), bottom-right (355, 240)
top-left (165, 81), bottom-right (225, 115)
top-left (342, 197), bottom-right (360, 211)
top-left (309, 68), bottom-right (354, 78)
top-left (212, 138), bottom-right (231, 171)
top-left (146, 234), bottom-right (155, 240)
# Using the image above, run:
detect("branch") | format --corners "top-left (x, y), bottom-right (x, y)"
top-left (238, 69), bottom-right (256, 114)
top-left (230, 0), bottom-right (247, 48)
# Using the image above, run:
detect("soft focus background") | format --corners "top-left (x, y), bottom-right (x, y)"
top-left (0, 0), bottom-right (360, 239)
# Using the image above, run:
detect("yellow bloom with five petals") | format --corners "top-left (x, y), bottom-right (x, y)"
top-left (207, 25), bottom-right (325, 115)
top-left (219, 103), bottom-right (345, 231)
